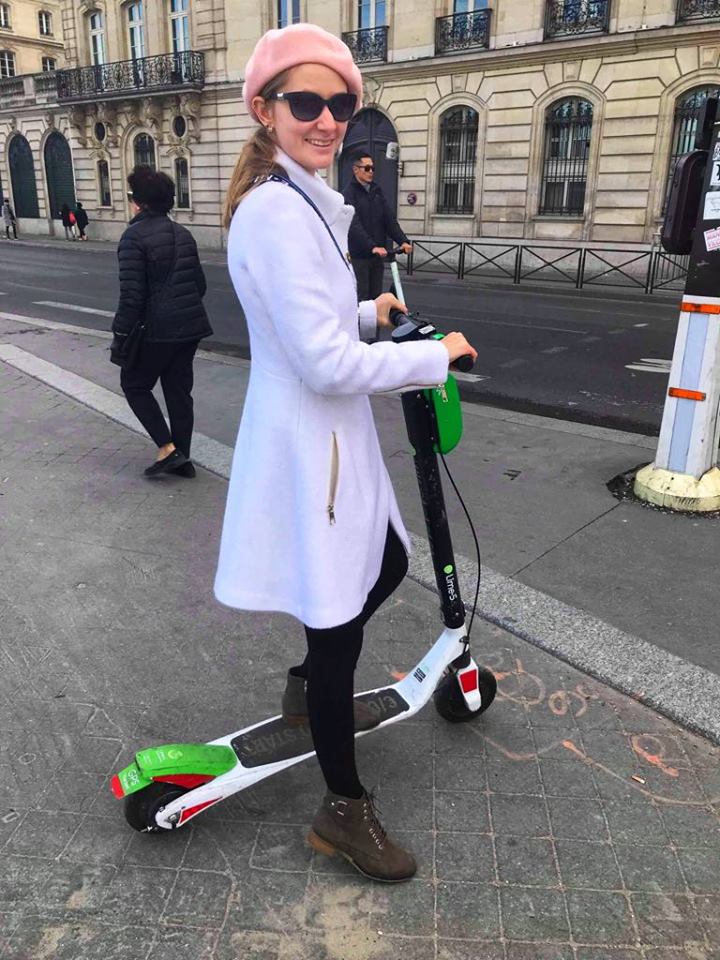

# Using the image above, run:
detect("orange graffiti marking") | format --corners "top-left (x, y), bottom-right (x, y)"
top-left (631, 735), bottom-right (679, 778)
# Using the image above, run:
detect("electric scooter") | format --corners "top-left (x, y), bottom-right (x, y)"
top-left (110, 252), bottom-right (497, 833)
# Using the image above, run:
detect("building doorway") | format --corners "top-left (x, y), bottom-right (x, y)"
top-left (44, 131), bottom-right (76, 220)
top-left (339, 108), bottom-right (398, 213)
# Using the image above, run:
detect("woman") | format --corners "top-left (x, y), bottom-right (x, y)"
top-left (214, 23), bottom-right (476, 883)
top-left (111, 165), bottom-right (212, 478)
top-left (2, 198), bottom-right (17, 240)
top-left (75, 201), bottom-right (89, 240)
top-left (60, 203), bottom-right (75, 240)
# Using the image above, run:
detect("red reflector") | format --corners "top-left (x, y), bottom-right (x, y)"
top-left (110, 775), bottom-right (124, 799)
top-left (152, 774), bottom-right (215, 789)
top-left (178, 797), bottom-right (221, 824)
top-left (459, 669), bottom-right (478, 694)
top-left (668, 387), bottom-right (706, 401)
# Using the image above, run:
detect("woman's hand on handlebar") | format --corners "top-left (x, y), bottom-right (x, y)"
top-left (441, 332), bottom-right (477, 366)
top-left (375, 292), bottom-right (407, 330)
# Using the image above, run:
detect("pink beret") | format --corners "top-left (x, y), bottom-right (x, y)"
top-left (243, 23), bottom-right (363, 120)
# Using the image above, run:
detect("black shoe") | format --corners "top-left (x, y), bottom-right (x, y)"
top-left (143, 449), bottom-right (188, 477)
top-left (170, 460), bottom-right (196, 478)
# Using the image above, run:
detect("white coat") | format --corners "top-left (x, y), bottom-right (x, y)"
top-left (214, 150), bottom-right (449, 629)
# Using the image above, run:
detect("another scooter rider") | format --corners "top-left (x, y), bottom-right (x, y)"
top-left (214, 23), bottom-right (477, 883)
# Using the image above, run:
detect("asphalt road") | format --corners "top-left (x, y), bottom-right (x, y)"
top-left (0, 238), bottom-right (682, 434)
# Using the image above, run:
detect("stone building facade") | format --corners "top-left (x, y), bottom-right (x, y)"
top-left (0, 0), bottom-right (720, 248)
top-left (0, 0), bottom-right (63, 78)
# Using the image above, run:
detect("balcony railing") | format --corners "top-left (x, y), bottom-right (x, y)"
top-left (676, 0), bottom-right (720, 22)
top-left (0, 72), bottom-right (58, 109)
top-left (544, 0), bottom-right (611, 39)
top-left (56, 50), bottom-right (204, 103)
top-left (341, 26), bottom-right (389, 64)
top-left (435, 10), bottom-right (492, 55)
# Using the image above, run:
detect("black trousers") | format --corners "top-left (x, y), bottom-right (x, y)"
top-left (5, 222), bottom-right (17, 239)
top-left (292, 525), bottom-right (409, 799)
top-left (351, 256), bottom-right (386, 302)
top-left (120, 340), bottom-right (199, 457)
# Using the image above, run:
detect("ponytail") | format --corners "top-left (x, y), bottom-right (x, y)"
top-left (223, 72), bottom-right (289, 228)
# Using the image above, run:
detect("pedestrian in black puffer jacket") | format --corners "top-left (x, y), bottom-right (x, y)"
top-left (112, 165), bottom-right (213, 479)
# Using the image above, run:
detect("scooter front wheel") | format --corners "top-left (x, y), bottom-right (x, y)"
top-left (433, 668), bottom-right (497, 723)
top-left (124, 782), bottom-right (189, 833)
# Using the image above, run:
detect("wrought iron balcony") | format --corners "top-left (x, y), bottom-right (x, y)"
top-left (341, 26), bottom-right (389, 64)
top-left (544, 0), bottom-right (610, 39)
top-left (436, 10), bottom-right (492, 55)
top-left (676, 0), bottom-right (720, 22)
top-left (56, 50), bottom-right (204, 103)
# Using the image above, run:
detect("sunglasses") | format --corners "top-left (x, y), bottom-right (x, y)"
top-left (267, 91), bottom-right (357, 122)
top-left (355, 164), bottom-right (375, 172)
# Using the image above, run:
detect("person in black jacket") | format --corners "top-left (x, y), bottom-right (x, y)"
top-left (74, 202), bottom-right (89, 241)
top-left (60, 203), bottom-right (76, 240)
top-left (111, 165), bottom-right (213, 478)
top-left (343, 150), bottom-right (412, 301)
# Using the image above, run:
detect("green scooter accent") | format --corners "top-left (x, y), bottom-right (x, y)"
top-left (112, 743), bottom-right (237, 798)
top-left (424, 371), bottom-right (463, 455)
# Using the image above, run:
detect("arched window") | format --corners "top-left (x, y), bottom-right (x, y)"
top-left (38, 10), bottom-right (52, 35)
top-left (0, 49), bottom-right (15, 77)
top-left (44, 131), bottom-right (76, 219)
top-left (539, 97), bottom-right (593, 216)
top-left (437, 106), bottom-right (479, 214)
top-left (133, 132), bottom-right (156, 169)
top-left (97, 160), bottom-right (112, 206)
top-left (175, 157), bottom-right (190, 208)
top-left (8, 135), bottom-right (39, 218)
top-left (170, 0), bottom-right (190, 53)
top-left (0, 4), bottom-right (11, 29)
top-left (88, 11), bottom-right (105, 65)
top-left (663, 85), bottom-right (720, 210)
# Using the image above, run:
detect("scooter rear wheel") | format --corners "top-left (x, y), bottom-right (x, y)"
top-left (124, 782), bottom-right (189, 833)
top-left (433, 667), bottom-right (497, 723)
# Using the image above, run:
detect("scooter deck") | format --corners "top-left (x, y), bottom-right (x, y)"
top-left (231, 688), bottom-right (410, 768)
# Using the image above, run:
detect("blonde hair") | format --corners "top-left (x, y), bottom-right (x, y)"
top-left (223, 72), bottom-right (290, 228)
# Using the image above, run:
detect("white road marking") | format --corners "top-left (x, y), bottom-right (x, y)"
top-left (424, 313), bottom-right (585, 336)
top-left (33, 300), bottom-right (114, 318)
top-left (634, 323), bottom-right (649, 327)
top-left (541, 346), bottom-right (568, 355)
top-left (625, 358), bottom-right (672, 373)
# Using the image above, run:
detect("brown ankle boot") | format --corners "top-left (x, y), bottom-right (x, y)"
top-left (307, 790), bottom-right (417, 882)
top-left (281, 672), bottom-right (380, 731)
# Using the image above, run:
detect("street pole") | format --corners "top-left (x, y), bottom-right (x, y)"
top-left (634, 101), bottom-right (720, 511)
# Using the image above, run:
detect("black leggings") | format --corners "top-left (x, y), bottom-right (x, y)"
top-left (292, 525), bottom-right (408, 799)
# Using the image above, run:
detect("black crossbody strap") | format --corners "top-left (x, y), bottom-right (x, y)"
top-left (266, 173), bottom-right (351, 272)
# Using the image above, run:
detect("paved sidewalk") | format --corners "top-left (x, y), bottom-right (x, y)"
top-left (2, 328), bottom-right (720, 958)
top-left (1, 314), bottom-right (719, 743)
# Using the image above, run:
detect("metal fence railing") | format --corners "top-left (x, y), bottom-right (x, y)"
top-left (398, 241), bottom-right (689, 294)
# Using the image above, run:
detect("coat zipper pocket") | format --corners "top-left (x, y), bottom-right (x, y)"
top-left (327, 431), bottom-right (339, 525)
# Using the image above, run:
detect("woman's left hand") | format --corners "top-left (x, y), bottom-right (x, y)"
top-left (375, 292), bottom-right (407, 330)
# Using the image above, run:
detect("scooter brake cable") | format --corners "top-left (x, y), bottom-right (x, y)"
top-left (439, 451), bottom-right (482, 639)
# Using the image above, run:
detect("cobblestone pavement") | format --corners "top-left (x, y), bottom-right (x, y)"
top-left (1, 361), bottom-right (719, 960)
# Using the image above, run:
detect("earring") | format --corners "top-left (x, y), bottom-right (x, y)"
top-left (266, 124), bottom-right (274, 135)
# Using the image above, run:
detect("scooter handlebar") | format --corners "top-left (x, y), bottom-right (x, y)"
top-left (388, 308), bottom-right (475, 373)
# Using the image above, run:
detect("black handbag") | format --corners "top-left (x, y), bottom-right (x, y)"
top-left (109, 320), bottom-right (145, 369)
top-left (110, 224), bottom-right (179, 370)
